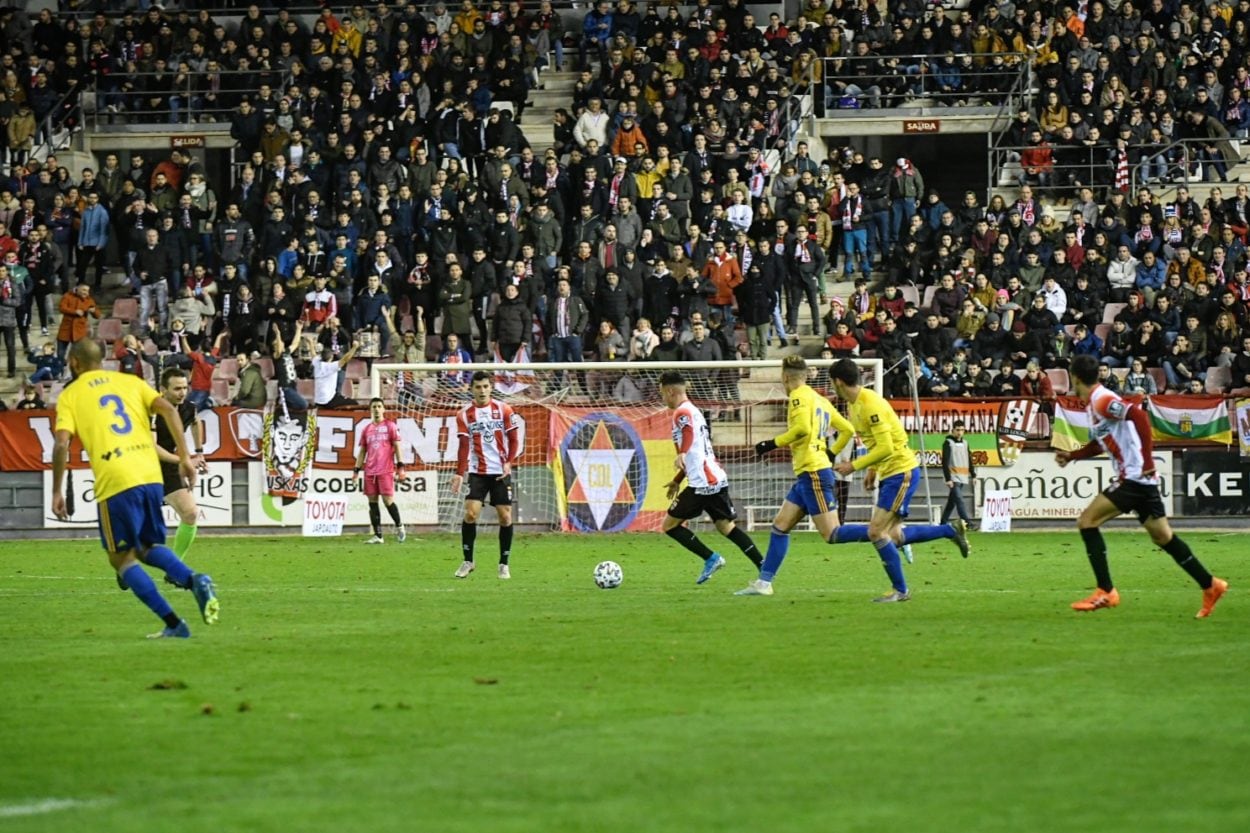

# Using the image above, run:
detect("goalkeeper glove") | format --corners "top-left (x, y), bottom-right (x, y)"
top-left (755, 439), bottom-right (778, 457)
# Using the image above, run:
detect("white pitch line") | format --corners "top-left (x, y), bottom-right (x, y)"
top-left (0, 798), bottom-right (106, 818)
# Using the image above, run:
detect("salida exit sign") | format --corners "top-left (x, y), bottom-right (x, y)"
top-left (903, 120), bottom-right (940, 134)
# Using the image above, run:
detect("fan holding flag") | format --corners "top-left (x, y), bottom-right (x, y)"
top-left (1056, 355), bottom-right (1228, 619)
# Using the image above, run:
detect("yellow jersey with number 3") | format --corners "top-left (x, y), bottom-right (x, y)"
top-left (774, 383), bottom-right (855, 474)
top-left (55, 369), bottom-right (164, 501)
top-left (849, 386), bottom-right (917, 480)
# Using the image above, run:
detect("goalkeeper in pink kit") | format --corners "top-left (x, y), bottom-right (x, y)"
top-left (355, 397), bottom-right (408, 544)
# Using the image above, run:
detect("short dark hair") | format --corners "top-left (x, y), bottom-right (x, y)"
top-left (160, 367), bottom-right (188, 389)
top-left (658, 370), bottom-right (686, 387)
top-left (952, 419), bottom-right (965, 429)
top-left (471, 370), bottom-right (492, 384)
top-left (1070, 354), bottom-right (1099, 386)
top-left (831, 358), bottom-right (861, 386)
top-left (370, 397), bottom-right (384, 406)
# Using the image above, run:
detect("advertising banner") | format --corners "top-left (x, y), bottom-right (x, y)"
top-left (976, 451), bottom-right (1173, 519)
top-left (0, 406), bottom-right (550, 472)
top-left (888, 398), bottom-right (1049, 468)
top-left (303, 496), bottom-right (348, 537)
top-left (41, 462), bottom-right (234, 529)
top-left (246, 463), bottom-right (439, 527)
top-left (1180, 450), bottom-right (1250, 515)
top-left (980, 489), bottom-right (1013, 532)
top-left (548, 407), bottom-right (678, 533)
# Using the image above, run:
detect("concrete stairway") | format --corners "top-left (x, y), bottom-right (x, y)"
top-left (516, 70), bottom-right (579, 153)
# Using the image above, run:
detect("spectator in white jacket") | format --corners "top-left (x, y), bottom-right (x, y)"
top-left (1106, 245), bottom-right (1139, 301)
top-left (573, 98), bottom-right (610, 150)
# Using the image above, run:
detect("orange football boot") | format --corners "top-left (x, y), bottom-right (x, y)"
top-left (1196, 578), bottom-right (1229, 619)
top-left (1071, 588), bottom-right (1121, 611)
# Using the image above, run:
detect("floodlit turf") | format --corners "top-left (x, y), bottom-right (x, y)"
top-left (1, 530), bottom-right (1247, 833)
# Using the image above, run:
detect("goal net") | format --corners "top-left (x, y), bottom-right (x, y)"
top-left (369, 358), bottom-right (911, 532)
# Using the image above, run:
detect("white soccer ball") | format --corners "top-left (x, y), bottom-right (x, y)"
top-left (593, 560), bottom-right (623, 589)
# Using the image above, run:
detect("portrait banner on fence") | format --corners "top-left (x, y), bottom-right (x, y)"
top-left (548, 407), bottom-right (677, 533)
top-left (1235, 399), bottom-right (1250, 458)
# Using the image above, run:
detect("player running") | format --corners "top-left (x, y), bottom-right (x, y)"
top-left (451, 371), bottom-right (522, 579)
top-left (355, 397), bottom-right (408, 544)
top-left (1058, 354), bottom-right (1227, 617)
top-left (51, 339), bottom-right (219, 638)
top-left (828, 359), bottom-right (970, 603)
top-left (737, 355), bottom-right (855, 596)
top-left (155, 369), bottom-right (206, 558)
top-left (658, 371), bottom-right (763, 583)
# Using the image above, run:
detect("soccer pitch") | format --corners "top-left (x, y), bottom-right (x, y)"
top-left (1, 531), bottom-right (1246, 833)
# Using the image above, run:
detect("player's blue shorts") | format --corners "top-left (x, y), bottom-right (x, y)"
top-left (877, 467), bottom-right (921, 518)
top-left (785, 468), bottom-right (839, 517)
top-left (97, 483), bottom-right (167, 554)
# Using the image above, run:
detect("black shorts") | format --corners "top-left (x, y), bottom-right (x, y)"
top-left (1103, 479), bottom-right (1167, 523)
top-left (668, 486), bottom-right (737, 522)
top-left (467, 473), bottom-right (513, 506)
top-left (161, 463), bottom-right (186, 497)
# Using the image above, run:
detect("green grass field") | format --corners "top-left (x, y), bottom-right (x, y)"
top-left (1, 530), bottom-right (1247, 833)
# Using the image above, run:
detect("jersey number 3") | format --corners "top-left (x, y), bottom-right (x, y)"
top-left (99, 394), bottom-right (134, 435)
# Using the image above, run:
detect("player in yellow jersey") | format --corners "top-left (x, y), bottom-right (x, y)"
top-left (736, 355), bottom-right (855, 596)
top-left (51, 339), bottom-right (219, 638)
top-left (828, 359), bottom-right (970, 602)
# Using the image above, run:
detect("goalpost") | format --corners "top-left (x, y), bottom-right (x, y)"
top-left (366, 358), bottom-right (938, 532)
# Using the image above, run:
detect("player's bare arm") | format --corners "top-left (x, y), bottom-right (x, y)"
top-left (51, 428), bottom-right (72, 520)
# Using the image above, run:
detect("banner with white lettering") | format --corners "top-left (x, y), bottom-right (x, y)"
top-left (246, 463), bottom-right (439, 527)
top-left (42, 463), bottom-right (234, 529)
top-left (979, 489), bottom-right (1013, 532)
top-left (0, 407), bottom-right (547, 471)
top-left (1180, 450), bottom-right (1250, 515)
top-left (303, 496), bottom-right (348, 536)
top-left (976, 451), bottom-right (1173, 519)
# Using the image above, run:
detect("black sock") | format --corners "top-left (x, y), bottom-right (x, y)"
top-left (386, 502), bottom-right (402, 526)
top-left (499, 525), bottom-right (513, 565)
top-left (726, 526), bottom-right (763, 567)
top-left (368, 502), bottom-right (382, 536)
top-left (162, 612), bottom-right (182, 629)
top-left (1162, 535), bottom-right (1213, 589)
top-left (666, 525), bottom-right (714, 559)
top-left (461, 522), bottom-right (476, 562)
top-left (1080, 527), bottom-right (1114, 591)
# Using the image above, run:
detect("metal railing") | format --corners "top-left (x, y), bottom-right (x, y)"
top-left (1130, 136), bottom-right (1244, 193)
top-left (988, 134), bottom-right (1245, 204)
top-left (87, 68), bottom-right (291, 130)
top-left (815, 52), bottom-right (1030, 115)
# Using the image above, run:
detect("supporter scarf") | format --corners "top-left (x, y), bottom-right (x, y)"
top-left (841, 195), bottom-right (862, 230)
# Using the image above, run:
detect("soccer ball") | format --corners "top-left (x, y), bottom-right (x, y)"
top-left (593, 560), bottom-right (623, 589)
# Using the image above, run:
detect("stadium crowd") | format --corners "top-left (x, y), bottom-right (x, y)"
top-left (2, 0), bottom-right (1250, 412)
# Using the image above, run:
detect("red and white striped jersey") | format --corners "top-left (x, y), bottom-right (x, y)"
top-left (456, 399), bottom-right (520, 476)
top-left (671, 401), bottom-right (727, 493)
top-left (1088, 385), bottom-right (1153, 484)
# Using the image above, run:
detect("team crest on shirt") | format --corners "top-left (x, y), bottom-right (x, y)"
top-left (558, 413), bottom-right (647, 532)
